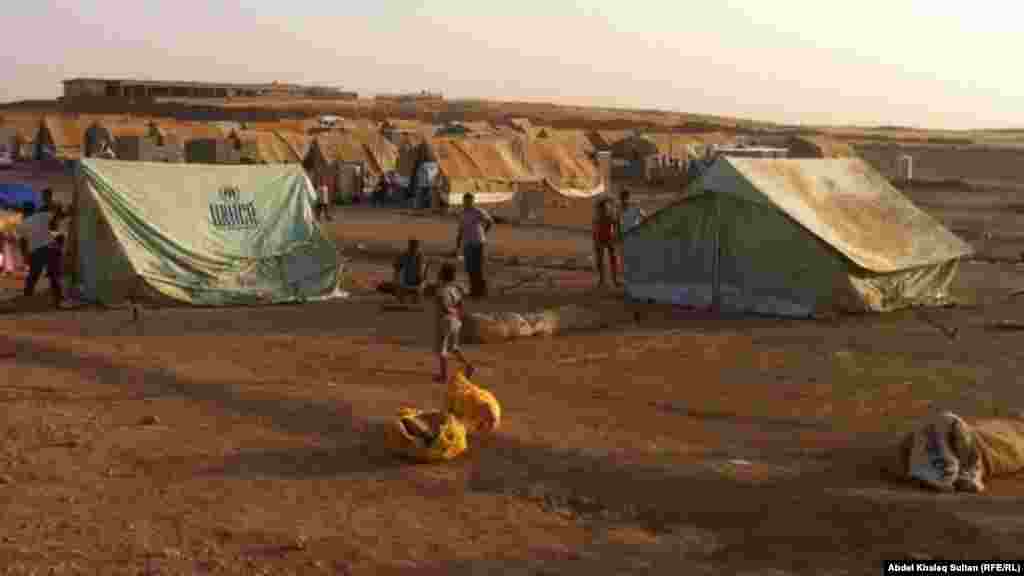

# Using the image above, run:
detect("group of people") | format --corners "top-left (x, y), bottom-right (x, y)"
top-left (388, 192), bottom-right (493, 383)
top-left (592, 187), bottom-right (647, 288)
top-left (389, 188), bottom-right (647, 385)
top-left (2, 188), bottom-right (69, 309)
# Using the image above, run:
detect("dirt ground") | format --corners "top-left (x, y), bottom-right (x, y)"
top-left (3, 179), bottom-right (1024, 574)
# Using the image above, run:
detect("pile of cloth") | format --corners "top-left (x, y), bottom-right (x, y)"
top-left (892, 411), bottom-right (1024, 493)
top-left (385, 370), bottom-right (502, 463)
top-left (463, 304), bottom-right (611, 344)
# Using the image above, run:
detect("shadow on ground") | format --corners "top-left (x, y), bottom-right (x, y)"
top-left (3, 330), bottom-right (1021, 575)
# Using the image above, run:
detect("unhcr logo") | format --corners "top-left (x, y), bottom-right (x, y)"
top-left (209, 186), bottom-right (260, 230)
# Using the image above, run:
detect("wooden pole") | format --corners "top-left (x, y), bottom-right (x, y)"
top-left (70, 161), bottom-right (81, 288)
top-left (711, 192), bottom-right (722, 313)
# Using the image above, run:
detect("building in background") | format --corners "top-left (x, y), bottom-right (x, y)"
top-left (62, 78), bottom-right (357, 102)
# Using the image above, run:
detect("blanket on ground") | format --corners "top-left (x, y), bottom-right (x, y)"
top-left (386, 408), bottom-right (468, 463)
top-left (464, 304), bottom-right (612, 344)
top-left (893, 412), bottom-right (1024, 492)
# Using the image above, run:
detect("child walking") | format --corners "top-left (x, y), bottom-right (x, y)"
top-left (434, 262), bottom-right (475, 383)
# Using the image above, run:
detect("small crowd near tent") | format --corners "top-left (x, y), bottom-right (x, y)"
top-left (0, 187), bottom-right (72, 309)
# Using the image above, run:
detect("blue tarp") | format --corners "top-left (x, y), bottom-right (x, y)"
top-left (0, 183), bottom-right (40, 210)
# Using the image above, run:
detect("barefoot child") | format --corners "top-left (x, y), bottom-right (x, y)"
top-left (434, 262), bottom-right (475, 383)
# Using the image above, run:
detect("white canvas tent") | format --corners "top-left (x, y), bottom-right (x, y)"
top-left (624, 157), bottom-right (974, 317)
top-left (73, 159), bottom-right (344, 306)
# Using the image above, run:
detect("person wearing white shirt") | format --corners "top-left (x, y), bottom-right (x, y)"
top-left (16, 200), bottom-right (64, 308)
top-left (454, 193), bottom-right (495, 299)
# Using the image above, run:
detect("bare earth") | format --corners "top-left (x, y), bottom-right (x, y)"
top-left (2, 186), bottom-right (1024, 574)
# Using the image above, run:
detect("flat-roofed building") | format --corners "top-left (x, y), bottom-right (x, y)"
top-left (62, 78), bottom-right (357, 101)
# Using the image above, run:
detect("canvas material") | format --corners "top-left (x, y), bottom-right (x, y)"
top-left (973, 418), bottom-right (1024, 479)
top-left (76, 159), bottom-right (341, 306)
top-left (691, 157), bottom-right (974, 273)
top-left (625, 165), bottom-right (968, 316)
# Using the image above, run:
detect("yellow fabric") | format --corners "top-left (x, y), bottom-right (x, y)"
top-left (974, 418), bottom-right (1024, 478)
top-left (386, 407), bottom-right (468, 463)
top-left (446, 371), bottom-right (501, 435)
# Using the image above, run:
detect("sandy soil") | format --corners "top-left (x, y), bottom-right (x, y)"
top-left (2, 176), bottom-right (1024, 574)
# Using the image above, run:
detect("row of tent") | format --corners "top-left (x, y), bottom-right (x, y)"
top-left (0, 113), bottom-right (617, 200)
top-left (69, 154), bottom-right (972, 319)
top-left (2, 111), bottom-right (828, 169)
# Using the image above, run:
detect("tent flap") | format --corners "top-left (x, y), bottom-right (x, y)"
top-left (77, 159), bottom-right (341, 306)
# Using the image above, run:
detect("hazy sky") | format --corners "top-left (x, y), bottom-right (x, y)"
top-left (2, 0), bottom-right (1020, 130)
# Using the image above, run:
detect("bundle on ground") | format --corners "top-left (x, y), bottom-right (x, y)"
top-left (463, 304), bottom-right (611, 344)
top-left (892, 411), bottom-right (1024, 493)
top-left (386, 407), bottom-right (468, 463)
top-left (446, 371), bottom-right (501, 435)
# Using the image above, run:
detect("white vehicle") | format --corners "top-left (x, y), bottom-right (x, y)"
top-left (318, 115), bottom-right (342, 129)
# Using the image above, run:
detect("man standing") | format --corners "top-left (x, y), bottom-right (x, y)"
top-left (16, 198), bottom-right (64, 309)
top-left (454, 193), bottom-right (494, 299)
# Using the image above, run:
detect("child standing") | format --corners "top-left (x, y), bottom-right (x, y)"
top-left (592, 197), bottom-right (620, 288)
top-left (434, 262), bottom-right (475, 383)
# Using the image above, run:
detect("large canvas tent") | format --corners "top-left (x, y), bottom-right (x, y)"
top-left (624, 157), bottom-right (973, 317)
top-left (424, 136), bottom-right (540, 206)
top-left (73, 159), bottom-right (343, 306)
top-left (523, 137), bottom-right (604, 197)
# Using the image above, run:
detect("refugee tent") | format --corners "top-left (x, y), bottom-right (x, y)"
top-left (231, 130), bottom-right (305, 164)
top-left (521, 137), bottom-right (604, 197)
top-left (37, 115), bottom-right (87, 159)
top-left (304, 130), bottom-right (398, 200)
top-left (380, 119), bottom-right (432, 146)
top-left (0, 114), bottom-right (42, 159)
top-left (274, 130), bottom-right (313, 161)
top-left (306, 130), bottom-right (398, 178)
top-left (36, 114), bottom-right (132, 160)
top-left (72, 159), bottom-right (342, 306)
top-left (423, 136), bottom-right (540, 207)
top-left (586, 130), bottom-right (631, 152)
top-left (173, 122), bottom-right (234, 141)
top-left (623, 157), bottom-right (974, 317)
top-left (786, 134), bottom-right (858, 159)
top-left (84, 119), bottom-right (173, 159)
top-left (245, 118), bottom-right (319, 135)
top-left (0, 127), bottom-right (18, 159)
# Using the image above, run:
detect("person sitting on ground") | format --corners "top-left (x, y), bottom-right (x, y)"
top-left (434, 261), bottom-right (475, 383)
top-left (393, 238), bottom-right (430, 304)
